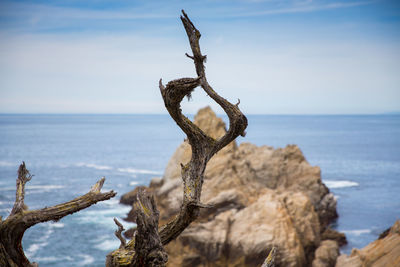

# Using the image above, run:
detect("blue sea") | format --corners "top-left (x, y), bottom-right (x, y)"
top-left (0, 114), bottom-right (399, 266)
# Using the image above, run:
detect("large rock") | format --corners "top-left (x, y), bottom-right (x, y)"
top-left (335, 220), bottom-right (400, 267)
top-left (312, 240), bottom-right (339, 267)
top-left (122, 106), bottom-right (341, 266)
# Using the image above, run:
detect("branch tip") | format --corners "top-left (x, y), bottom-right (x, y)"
top-left (235, 98), bottom-right (241, 107)
top-left (114, 218), bottom-right (127, 249)
top-left (90, 177), bottom-right (105, 193)
top-left (185, 53), bottom-right (194, 60)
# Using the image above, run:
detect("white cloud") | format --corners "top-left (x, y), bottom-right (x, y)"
top-left (224, 1), bottom-right (374, 17)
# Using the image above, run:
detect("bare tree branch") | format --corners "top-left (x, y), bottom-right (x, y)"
top-left (114, 218), bottom-right (127, 249)
top-left (10, 162), bottom-right (32, 216)
top-left (158, 9), bottom-right (248, 246)
top-left (107, 10), bottom-right (247, 266)
top-left (0, 163), bottom-right (116, 267)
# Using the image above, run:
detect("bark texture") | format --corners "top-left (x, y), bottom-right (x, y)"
top-left (0, 162), bottom-right (116, 267)
top-left (158, 10), bottom-right (247, 246)
top-left (107, 10), bottom-right (248, 266)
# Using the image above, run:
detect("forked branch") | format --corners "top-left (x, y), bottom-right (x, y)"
top-left (158, 10), bottom-right (247, 245)
top-left (0, 162), bottom-right (116, 267)
top-left (107, 10), bottom-right (247, 266)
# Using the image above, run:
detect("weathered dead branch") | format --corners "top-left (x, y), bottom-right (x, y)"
top-left (158, 9), bottom-right (247, 246)
top-left (114, 218), bottom-right (127, 249)
top-left (107, 9), bottom-right (247, 267)
top-left (0, 162), bottom-right (116, 267)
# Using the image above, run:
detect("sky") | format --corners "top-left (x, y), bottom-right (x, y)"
top-left (0, 0), bottom-right (399, 114)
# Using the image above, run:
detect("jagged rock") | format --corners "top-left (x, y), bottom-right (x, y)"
top-left (321, 228), bottom-right (347, 246)
top-left (335, 220), bottom-right (400, 267)
top-left (122, 106), bottom-right (341, 266)
top-left (312, 240), bottom-right (339, 267)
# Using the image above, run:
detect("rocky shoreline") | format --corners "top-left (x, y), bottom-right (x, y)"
top-left (121, 107), bottom-right (349, 266)
top-left (336, 220), bottom-right (400, 267)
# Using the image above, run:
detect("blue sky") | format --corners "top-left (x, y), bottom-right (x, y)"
top-left (0, 0), bottom-right (399, 114)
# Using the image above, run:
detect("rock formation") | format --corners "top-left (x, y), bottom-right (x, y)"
top-left (335, 220), bottom-right (400, 267)
top-left (122, 106), bottom-right (343, 267)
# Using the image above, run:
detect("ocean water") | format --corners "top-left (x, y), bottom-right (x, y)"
top-left (0, 114), bottom-right (399, 266)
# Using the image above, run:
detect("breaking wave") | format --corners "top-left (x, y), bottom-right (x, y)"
top-left (76, 163), bottom-right (112, 170)
top-left (342, 229), bottom-right (371, 236)
top-left (324, 180), bottom-right (359, 189)
top-left (33, 256), bottom-right (73, 262)
top-left (94, 238), bottom-right (120, 251)
top-left (0, 161), bottom-right (14, 167)
top-left (117, 167), bottom-right (162, 175)
top-left (75, 203), bottom-right (136, 230)
top-left (0, 185), bottom-right (64, 192)
top-left (78, 254), bottom-right (94, 266)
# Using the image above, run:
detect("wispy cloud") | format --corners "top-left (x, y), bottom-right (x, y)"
top-left (0, 0), bottom-right (375, 33)
top-left (0, 2), bottom-right (174, 21)
top-left (224, 1), bottom-right (374, 17)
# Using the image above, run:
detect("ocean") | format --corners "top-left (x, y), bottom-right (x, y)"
top-left (0, 114), bottom-right (399, 266)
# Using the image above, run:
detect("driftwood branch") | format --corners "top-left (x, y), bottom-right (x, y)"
top-left (107, 10), bottom-right (247, 266)
top-left (10, 162), bottom-right (32, 216)
top-left (158, 9), bottom-right (247, 246)
top-left (114, 218), bottom-right (127, 249)
top-left (0, 162), bottom-right (116, 267)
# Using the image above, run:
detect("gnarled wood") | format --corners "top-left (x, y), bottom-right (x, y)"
top-left (108, 9), bottom-right (247, 267)
top-left (133, 190), bottom-right (167, 266)
top-left (106, 191), bottom-right (168, 267)
top-left (0, 162), bottom-right (116, 267)
top-left (158, 9), bottom-right (247, 246)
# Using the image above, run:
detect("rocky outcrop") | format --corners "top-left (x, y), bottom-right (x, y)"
top-left (312, 240), bottom-right (339, 267)
top-left (335, 220), bottom-right (400, 267)
top-left (122, 107), bottom-right (342, 266)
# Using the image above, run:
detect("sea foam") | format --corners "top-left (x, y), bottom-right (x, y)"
top-left (76, 163), bottom-right (112, 170)
top-left (25, 224), bottom-right (54, 258)
top-left (342, 229), bottom-right (371, 236)
top-left (78, 254), bottom-right (95, 266)
top-left (117, 167), bottom-right (161, 175)
top-left (0, 161), bottom-right (14, 167)
top-left (324, 180), bottom-right (359, 189)
top-left (94, 239), bottom-right (120, 251)
top-left (76, 204), bottom-right (136, 229)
